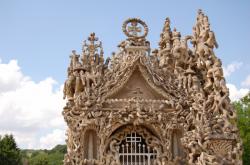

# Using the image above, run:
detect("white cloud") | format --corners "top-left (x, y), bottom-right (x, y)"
top-left (227, 83), bottom-right (249, 101)
top-left (0, 59), bottom-right (29, 92)
top-left (0, 58), bottom-right (248, 149)
top-left (241, 75), bottom-right (250, 87)
top-left (0, 59), bottom-right (66, 149)
top-left (39, 129), bottom-right (66, 149)
top-left (223, 62), bottom-right (242, 77)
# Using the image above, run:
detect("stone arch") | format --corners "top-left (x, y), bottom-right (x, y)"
top-left (106, 123), bottom-right (161, 142)
top-left (103, 124), bottom-right (164, 164)
top-left (106, 124), bottom-right (160, 148)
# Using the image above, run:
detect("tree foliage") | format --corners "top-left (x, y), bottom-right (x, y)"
top-left (0, 134), bottom-right (22, 165)
top-left (234, 92), bottom-right (250, 164)
top-left (22, 144), bottom-right (66, 165)
top-left (29, 152), bottom-right (49, 165)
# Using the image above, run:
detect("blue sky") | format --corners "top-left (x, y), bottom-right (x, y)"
top-left (0, 0), bottom-right (250, 149)
top-left (1, 0), bottom-right (250, 85)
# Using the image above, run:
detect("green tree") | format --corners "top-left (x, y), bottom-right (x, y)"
top-left (47, 145), bottom-right (66, 165)
top-left (29, 152), bottom-right (49, 165)
top-left (47, 152), bottom-right (64, 165)
top-left (0, 134), bottom-right (22, 165)
top-left (21, 145), bottom-right (66, 165)
top-left (234, 92), bottom-right (250, 164)
top-left (49, 145), bottom-right (66, 154)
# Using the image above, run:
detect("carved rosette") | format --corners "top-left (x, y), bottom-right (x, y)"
top-left (63, 13), bottom-right (242, 165)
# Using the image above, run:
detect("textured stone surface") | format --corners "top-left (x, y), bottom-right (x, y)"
top-left (62, 10), bottom-right (242, 165)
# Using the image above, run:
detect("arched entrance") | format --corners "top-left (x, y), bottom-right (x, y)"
top-left (104, 125), bottom-right (161, 165)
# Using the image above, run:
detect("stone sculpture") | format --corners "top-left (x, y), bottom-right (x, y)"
top-left (63, 10), bottom-right (242, 165)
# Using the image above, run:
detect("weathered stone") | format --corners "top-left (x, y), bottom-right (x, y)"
top-left (62, 11), bottom-right (242, 165)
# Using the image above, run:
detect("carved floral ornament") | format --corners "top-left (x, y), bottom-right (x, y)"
top-left (63, 10), bottom-right (242, 165)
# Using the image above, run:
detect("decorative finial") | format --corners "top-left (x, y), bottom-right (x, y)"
top-left (88, 32), bottom-right (98, 42)
top-left (82, 33), bottom-right (102, 56)
top-left (122, 18), bottom-right (148, 38)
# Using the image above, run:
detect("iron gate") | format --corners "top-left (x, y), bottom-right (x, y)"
top-left (118, 132), bottom-right (157, 165)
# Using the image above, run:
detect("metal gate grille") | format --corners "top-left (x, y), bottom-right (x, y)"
top-left (118, 132), bottom-right (157, 165)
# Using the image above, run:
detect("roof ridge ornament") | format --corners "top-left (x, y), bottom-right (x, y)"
top-left (119, 18), bottom-right (150, 51)
top-left (122, 18), bottom-right (148, 39)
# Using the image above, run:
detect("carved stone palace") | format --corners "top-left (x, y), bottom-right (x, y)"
top-left (62, 10), bottom-right (242, 165)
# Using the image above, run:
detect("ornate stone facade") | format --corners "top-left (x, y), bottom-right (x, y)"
top-left (62, 10), bottom-right (242, 165)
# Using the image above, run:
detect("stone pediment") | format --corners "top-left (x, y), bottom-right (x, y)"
top-left (103, 54), bottom-right (184, 105)
top-left (102, 52), bottom-right (185, 105)
top-left (107, 67), bottom-right (165, 100)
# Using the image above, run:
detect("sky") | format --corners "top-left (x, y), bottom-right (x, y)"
top-left (0, 0), bottom-right (250, 149)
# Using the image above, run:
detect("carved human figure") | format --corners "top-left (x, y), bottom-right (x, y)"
top-left (89, 54), bottom-right (96, 67)
top-left (63, 71), bottom-right (76, 100)
top-left (204, 59), bottom-right (223, 91)
top-left (82, 53), bottom-right (88, 65)
top-left (172, 28), bottom-right (181, 58)
top-left (191, 26), bottom-right (198, 48)
top-left (71, 50), bottom-right (82, 69)
top-left (204, 60), bottom-right (214, 90)
top-left (191, 75), bottom-right (201, 92)
top-left (203, 15), bottom-right (210, 30)
top-left (172, 30), bottom-right (193, 75)
top-left (104, 57), bottom-right (111, 67)
top-left (159, 53), bottom-right (167, 68)
top-left (149, 49), bottom-right (159, 69)
top-left (205, 31), bottom-right (218, 49)
top-left (195, 9), bottom-right (204, 37)
top-left (184, 67), bottom-right (195, 92)
top-left (74, 71), bottom-right (84, 97)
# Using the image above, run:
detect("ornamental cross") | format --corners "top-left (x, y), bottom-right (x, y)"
top-left (83, 33), bottom-right (102, 56)
top-left (131, 87), bottom-right (143, 99)
top-left (128, 21), bottom-right (142, 37)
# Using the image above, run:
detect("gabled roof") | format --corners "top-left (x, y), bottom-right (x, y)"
top-left (102, 51), bottom-right (186, 103)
